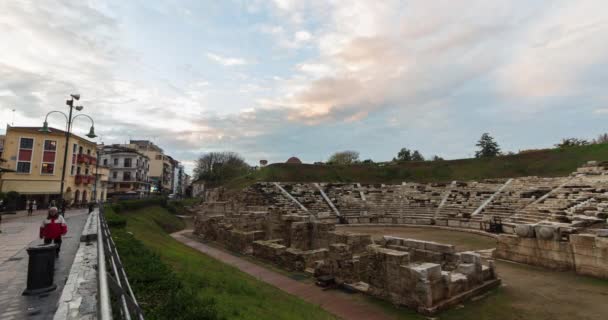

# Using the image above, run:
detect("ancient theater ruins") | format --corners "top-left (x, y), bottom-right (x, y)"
top-left (192, 161), bottom-right (608, 314)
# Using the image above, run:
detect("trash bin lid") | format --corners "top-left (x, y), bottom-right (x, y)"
top-left (26, 244), bottom-right (57, 252)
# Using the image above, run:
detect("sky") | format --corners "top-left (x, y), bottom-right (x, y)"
top-left (2, 0), bottom-right (608, 174)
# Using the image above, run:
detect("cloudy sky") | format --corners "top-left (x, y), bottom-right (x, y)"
top-left (2, 0), bottom-right (608, 173)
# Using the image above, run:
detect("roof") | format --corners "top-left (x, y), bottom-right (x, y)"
top-left (7, 126), bottom-right (97, 144)
top-left (286, 156), bottom-right (302, 164)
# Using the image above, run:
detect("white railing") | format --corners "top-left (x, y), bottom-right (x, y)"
top-left (98, 204), bottom-right (144, 320)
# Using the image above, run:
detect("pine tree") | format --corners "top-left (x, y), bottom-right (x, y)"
top-left (395, 148), bottom-right (412, 162)
top-left (411, 150), bottom-right (424, 161)
top-left (475, 133), bottom-right (501, 158)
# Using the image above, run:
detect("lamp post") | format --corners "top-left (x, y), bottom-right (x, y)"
top-left (39, 94), bottom-right (97, 214)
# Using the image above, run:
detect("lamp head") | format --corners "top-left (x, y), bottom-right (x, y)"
top-left (39, 121), bottom-right (52, 133)
top-left (71, 94), bottom-right (80, 101)
top-left (86, 126), bottom-right (97, 139)
top-left (75, 106), bottom-right (84, 111)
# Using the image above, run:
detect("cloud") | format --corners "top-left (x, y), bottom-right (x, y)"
top-left (3, 0), bottom-right (608, 171)
top-left (206, 53), bottom-right (248, 66)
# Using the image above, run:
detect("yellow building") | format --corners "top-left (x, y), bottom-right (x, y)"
top-left (0, 126), bottom-right (101, 209)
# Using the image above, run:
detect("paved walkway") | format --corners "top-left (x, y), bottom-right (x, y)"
top-left (172, 230), bottom-right (395, 320)
top-left (0, 210), bottom-right (89, 320)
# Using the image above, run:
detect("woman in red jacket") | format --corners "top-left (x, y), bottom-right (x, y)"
top-left (40, 207), bottom-right (68, 257)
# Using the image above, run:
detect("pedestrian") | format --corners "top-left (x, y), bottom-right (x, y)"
top-left (32, 200), bottom-right (37, 213)
top-left (61, 200), bottom-right (67, 217)
top-left (50, 200), bottom-right (56, 209)
top-left (88, 202), bottom-right (94, 214)
top-left (27, 200), bottom-right (33, 216)
top-left (39, 207), bottom-right (67, 257)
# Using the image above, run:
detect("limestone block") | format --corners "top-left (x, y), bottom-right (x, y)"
top-left (535, 225), bottom-right (559, 241)
top-left (424, 242), bottom-right (456, 254)
top-left (596, 229), bottom-right (608, 237)
top-left (460, 252), bottom-right (482, 265)
top-left (435, 219), bottom-right (448, 226)
top-left (570, 234), bottom-right (597, 248)
top-left (403, 239), bottom-right (427, 250)
top-left (415, 218), bottom-right (433, 225)
top-left (514, 224), bottom-right (536, 238)
top-left (596, 237), bottom-right (608, 249)
top-left (410, 263), bottom-right (442, 281)
top-left (448, 220), bottom-right (461, 228)
top-left (456, 263), bottom-right (476, 276)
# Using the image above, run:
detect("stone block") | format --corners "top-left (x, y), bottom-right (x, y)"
top-left (424, 242), bottom-right (456, 254)
top-left (570, 234), bottom-right (597, 248)
top-left (410, 263), bottom-right (442, 281)
top-left (596, 229), bottom-right (608, 238)
top-left (456, 263), bottom-right (476, 276)
top-left (448, 219), bottom-right (461, 228)
top-left (460, 252), bottom-right (481, 265)
top-left (515, 224), bottom-right (536, 238)
top-left (535, 225), bottom-right (559, 241)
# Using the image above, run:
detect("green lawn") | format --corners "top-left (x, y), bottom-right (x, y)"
top-left (225, 144), bottom-right (608, 189)
top-left (113, 206), bottom-right (335, 320)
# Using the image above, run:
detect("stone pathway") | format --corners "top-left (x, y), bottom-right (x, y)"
top-left (172, 230), bottom-right (396, 320)
top-left (0, 210), bottom-right (89, 320)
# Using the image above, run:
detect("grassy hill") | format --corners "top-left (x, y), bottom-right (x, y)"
top-left (227, 144), bottom-right (608, 189)
top-left (110, 206), bottom-right (335, 320)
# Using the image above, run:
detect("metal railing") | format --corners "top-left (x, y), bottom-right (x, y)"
top-left (98, 203), bottom-right (145, 320)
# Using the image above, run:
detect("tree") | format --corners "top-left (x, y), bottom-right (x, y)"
top-left (193, 152), bottom-right (250, 186)
top-left (411, 150), bottom-right (424, 161)
top-left (394, 148), bottom-right (412, 162)
top-left (327, 151), bottom-right (360, 165)
top-left (475, 133), bottom-right (501, 158)
top-left (594, 133), bottom-right (608, 144)
top-left (555, 138), bottom-right (589, 148)
top-left (430, 155), bottom-right (444, 161)
top-left (361, 159), bottom-right (374, 164)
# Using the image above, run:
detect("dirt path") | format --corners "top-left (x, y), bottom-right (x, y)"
top-left (171, 230), bottom-right (396, 320)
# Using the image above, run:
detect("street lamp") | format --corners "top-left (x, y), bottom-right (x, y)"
top-left (39, 94), bottom-right (97, 213)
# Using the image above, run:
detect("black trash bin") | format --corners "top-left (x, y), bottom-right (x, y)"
top-left (22, 244), bottom-right (58, 296)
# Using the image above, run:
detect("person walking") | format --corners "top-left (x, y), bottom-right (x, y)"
top-left (32, 200), bottom-right (37, 214)
top-left (27, 200), bottom-right (33, 216)
top-left (39, 207), bottom-right (68, 257)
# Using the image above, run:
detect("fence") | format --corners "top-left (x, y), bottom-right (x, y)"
top-left (98, 203), bottom-right (144, 320)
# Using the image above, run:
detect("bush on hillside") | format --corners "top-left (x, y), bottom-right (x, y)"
top-left (111, 198), bottom-right (164, 213)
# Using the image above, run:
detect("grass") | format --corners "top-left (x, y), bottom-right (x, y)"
top-left (111, 206), bottom-right (335, 320)
top-left (225, 144), bottom-right (608, 189)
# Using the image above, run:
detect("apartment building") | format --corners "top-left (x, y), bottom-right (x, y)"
top-left (127, 140), bottom-right (178, 194)
top-left (99, 144), bottom-right (150, 197)
top-left (0, 126), bottom-right (98, 208)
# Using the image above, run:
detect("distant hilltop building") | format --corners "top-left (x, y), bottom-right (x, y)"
top-left (286, 156), bottom-right (302, 164)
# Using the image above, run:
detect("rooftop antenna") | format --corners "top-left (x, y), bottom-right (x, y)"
top-left (11, 108), bottom-right (15, 125)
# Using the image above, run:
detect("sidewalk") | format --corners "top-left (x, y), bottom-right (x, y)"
top-left (0, 209), bottom-right (89, 320)
top-left (172, 230), bottom-right (396, 320)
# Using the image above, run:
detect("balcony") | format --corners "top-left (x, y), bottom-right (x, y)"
top-left (77, 154), bottom-right (97, 165)
top-left (75, 174), bottom-right (95, 185)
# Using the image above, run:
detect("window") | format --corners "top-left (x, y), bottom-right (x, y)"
top-left (85, 168), bottom-right (89, 175)
top-left (77, 167), bottom-right (81, 175)
top-left (113, 158), bottom-right (118, 166)
top-left (71, 144), bottom-right (77, 175)
top-left (103, 159), bottom-right (108, 166)
top-left (124, 158), bottom-right (132, 168)
top-left (123, 171), bottom-right (131, 181)
top-left (155, 154), bottom-right (162, 160)
top-left (17, 137), bottom-right (34, 173)
top-left (41, 140), bottom-right (57, 174)
top-left (112, 172), bottom-right (117, 179)
top-left (79, 146), bottom-right (83, 154)
top-left (87, 149), bottom-right (91, 155)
